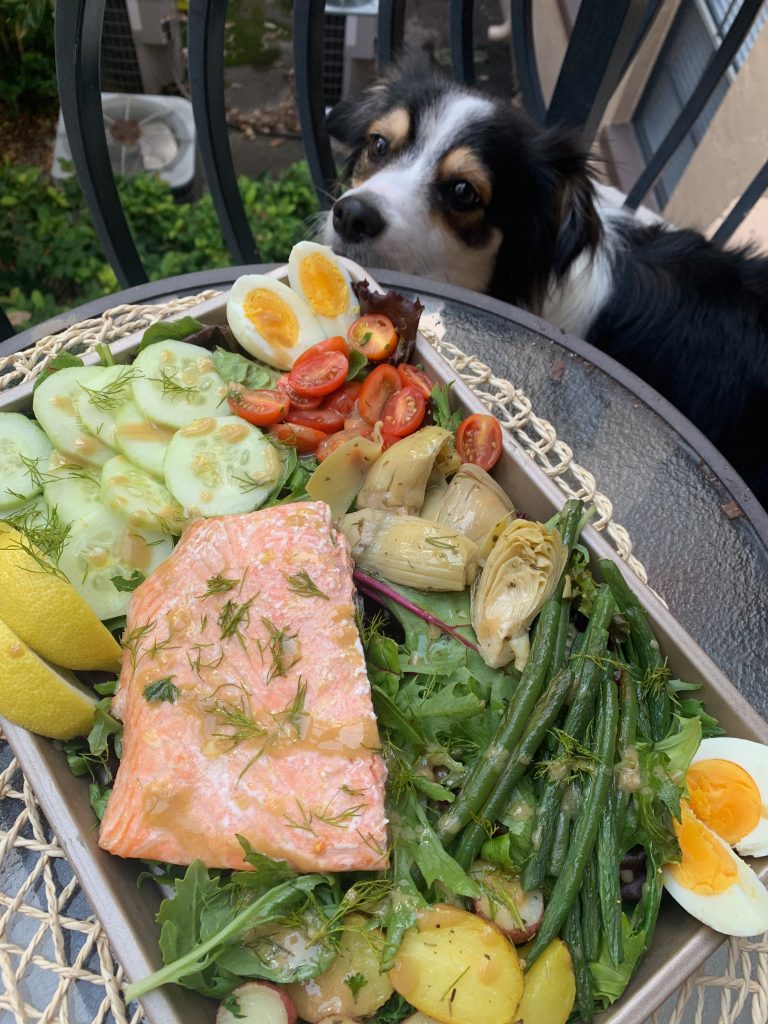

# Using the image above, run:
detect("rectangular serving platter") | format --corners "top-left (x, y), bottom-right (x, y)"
top-left (3, 260), bottom-right (768, 1024)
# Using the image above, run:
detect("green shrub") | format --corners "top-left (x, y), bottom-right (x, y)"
top-left (1, 161), bottom-right (320, 327)
top-left (0, 0), bottom-right (57, 110)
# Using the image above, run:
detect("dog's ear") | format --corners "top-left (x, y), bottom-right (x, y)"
top-left (541, 129), bottom-right (602, 277)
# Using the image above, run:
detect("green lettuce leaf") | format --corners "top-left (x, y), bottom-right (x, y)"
top-left (211, 346), bottom-right (280, 389)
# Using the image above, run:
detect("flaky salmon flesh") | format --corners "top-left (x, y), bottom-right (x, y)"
top-left (98, 501), bottom-right (388, 872)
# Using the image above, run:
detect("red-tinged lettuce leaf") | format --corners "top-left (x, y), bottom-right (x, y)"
top-left (352, 279), bottom-right (424, 363)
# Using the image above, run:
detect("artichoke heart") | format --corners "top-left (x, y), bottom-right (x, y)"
top-left (356, 426), bottom-right (456, 516)
top-left (435, 463), bottom-right (515, 546)
top-left (471, 519), bottom-right (566, 670)
top-left (306, 434), bottom-right (383, 521)
top-left (340, 509), bottom-right (479, 591)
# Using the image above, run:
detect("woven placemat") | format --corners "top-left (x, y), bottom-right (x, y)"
top-left (1, 291), bottom-right (766, 1023)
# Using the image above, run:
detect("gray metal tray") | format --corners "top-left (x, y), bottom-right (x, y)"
top-left (3, 262), bottom-right (767, 1024)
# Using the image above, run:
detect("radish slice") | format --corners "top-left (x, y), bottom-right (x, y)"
top-left (217, 982), bottom-right (298, 1024)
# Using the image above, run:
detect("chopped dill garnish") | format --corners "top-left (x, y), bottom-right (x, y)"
top-left (122, 620), bottom-right (157, 671)
top-left (272, 679), bottom-right (308, 737)
top-left (283, 792), bottom-right (367, 833)
top-left (345, 973), bottom-right (369, 1001)
top-left (3, 504), bottom-right (72, 581)
top-left (439, 966), bottom-right (470, 1003)
top-left (199, 573), bottom-right (239, 598)
top-left (284, 569), bottom-right (329, 600)
top-left (80, 366), bottom-right (140, 410)
top-left (143, 677), bottom-right (180, 704)
top-left (261, 617), bottom-right (300, 684)
top-left (536, 728), bottom-right (600, 783)
top-left (218, 595), bottom-right (256, 646)
top-left (153, 368), bottom-right (198, 399)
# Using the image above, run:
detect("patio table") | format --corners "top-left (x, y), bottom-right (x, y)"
top-left (1, 268), bottom-right (767, 1023)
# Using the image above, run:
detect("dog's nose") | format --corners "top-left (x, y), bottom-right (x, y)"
top-left (332, 195), bottom-right (385, 244)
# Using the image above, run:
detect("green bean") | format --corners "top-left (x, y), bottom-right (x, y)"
top-left (523, 782), bottom-right (562, 891)
top-left (563, 899), bottom-right (594, 1022)
top-left (525, 671), bottom-right (619, 966)
top-left (547, 805), bottom-right (571, 877)
top-left (548, 595), bottom-right (572, 682)
top-left (436, 502), bottom-right (584, 844)
top-left (615, 669), bottom-right (638, 834)
top-left (581, 850), bottom-right (601, 962)
top-left (453, 665), bottom-right (575, 868)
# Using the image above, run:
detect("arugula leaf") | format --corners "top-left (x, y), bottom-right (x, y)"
top-left (480, 779), bottom-right (537, 872)
top-left (111, 570), bottom-right (145, 593)
top-left (221, 994), bottom-right (245, 1019)
top-left (32, 352), bottom-right (85, 392)
top-left (88, 699), bottom-right (123, 761)
top-left (138, 317), bottom-right (205, 352)
top-left (430, 383), bottom-right (463, 433)
top-left (89, 781), bottom-right (111, 820)
top-left (93, 678), bottom-right (118, 696)
top-left (143, 677), bottom-right (180, 704)
top-left (211, 347), bottom-right (281, 390)
top-left (346, 348), bottom-right (369, 381)
top-left (590, 915), bottom-right (648, 1007)
top-left (373, 994), bottom-right (416, 1024)
top-left (233, 836), bottom-right (296, 889)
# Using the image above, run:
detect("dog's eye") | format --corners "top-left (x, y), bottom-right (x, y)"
top-left (449, 180), bottom-right (480, 208)
top-left (367, 134), bottom-right (389, 160)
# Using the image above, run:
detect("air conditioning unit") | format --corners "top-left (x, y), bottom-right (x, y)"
top-left (101, 0), bottom-right (183, 95)
top-left (52, 93), bottom-right (196, 192)
top-left (323, 0), bottom-right (379, 107)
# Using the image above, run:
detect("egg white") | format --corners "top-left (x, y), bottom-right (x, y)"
top-left (227, 274), bottom-right (326, 371)
top-left (663, 816), bottom-right (768, 936)
top-left (690, 737), bottom-right (768, 857)
top-left (287, 241), bottom-right (358, 338)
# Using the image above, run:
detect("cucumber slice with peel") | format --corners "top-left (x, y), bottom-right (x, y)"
top-left (0, 413), bottom-right (53, 511)
top-left (164, 416), bottom-right (281, 517)
top-left (132, 340), bottom-right (228, 428)
top-left (101, 455), bottom-right (185, 534)
top-left (78, 364), bottom-right (142, 449)
top-left (42, 452), bottom-right (103, 526)
top-left (32, 366), bottom-right (114, 467)
top-left (113, 399), bottom-right (175, 479)
top-left (58, 506), bottom-right (173, 620)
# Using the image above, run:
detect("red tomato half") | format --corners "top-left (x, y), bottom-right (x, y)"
top-left (456, 413), bottom-right (503, 470)
top-left (381, 385), bottom-right (426, 438)
top-left (228, 386), bottom-right (289, 427)
top-left (324, 381), bottom-right (362, 419)
top-left (276, 375), bottom-right (322, 410)
top-left (358, 364), bottom-right (401, 424)
top-left (270, 421), bottom-right (328, 454)
top-left (316, 426), bottom-right (374, 462)
top-left (288, 351), bottom-right (349, 398)
top-left (347, 314), bottom-right (398, 361)
top-left (397, 363), bottom-right (434, 400)
top-left (293, 335), bottom-right (350, 368)
top-left (287, 406), bottom-right (345, 434)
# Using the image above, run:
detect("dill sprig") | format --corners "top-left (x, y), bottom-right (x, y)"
top-left (122, 619), bottom-right (157, 671)
top-left (641, 659), bottom-right (672, 700)
top-left (153, 368), bottom-right (198, 399)
top-left (199, 573), bottom-right (239, 598)
top-left (536, 728), bottom-right (600, 783)
top-left (272, 679), bottom-right (309, 737)
top-left (80, 366), bottom-right (140, 410)
top-left (283, 792), bottom-right (367, 834)
top-left (261, 616), bottom-right (301, 684)
top-left (3, 504), bottom-right (72, 581)
top-left (218, 595), bottom-right (256, 646)
top-left (284, 569), bottom-right (329, 600)
top-left (187, 641), bottom-right (224, 676)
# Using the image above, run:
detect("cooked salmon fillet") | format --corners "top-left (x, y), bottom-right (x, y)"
top-left (98, 501), bottom-right (388, 872)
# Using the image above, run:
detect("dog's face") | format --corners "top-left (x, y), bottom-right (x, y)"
top-left (322, 57), bottom-right (601, 306)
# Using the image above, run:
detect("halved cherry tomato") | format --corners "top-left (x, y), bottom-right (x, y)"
top-left (324, 381), bottom-right (362, 419)
top-left (227, 385), bottom-right (289, 427)
top-left (344, 406), bottom-right (371, 432)
top-left (316, 426), bottom-right (373, 462)
top-left (381, 431), bottom-right (401, 450)
top-left (381, 385), bottom-right (426, 438)
top-left (276, 374), bottom-right (322, 410)
top-left (347, 314), bottom-right (398, 361)
top-left (287, 351), bottom-right (349, 398)
top-left (270, 421), bottom-right (328, 454)
top-left (287, 406), bottom-right (345, 434)
top-left (456, 413), bottom-right (503, 470)
top-left (293, 335), bottom-right (350, 369)
top-left (358, 364), bottom-right (401, 424)
top-left (397, 363), bottom-right (434, 400)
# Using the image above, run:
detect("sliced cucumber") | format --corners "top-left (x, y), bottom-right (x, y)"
top-left (78, 364), bottom-right (141, 449)
top-left (101, 454), bottom-right (185, 534)
top-left (113, 399), bottom-right (176, 479)
top-left (42, 452), bottom-right (103, 526)
top-left (132, 340), bottom-right (228, 428)
top-left (58, 506), bottom-right (173, 620)
top-left (0, 412), bottom-right (53, 511)
top-left (0, 495), bottom-right (46, 521)
top-left (32, 366), bottom-right (114, 467)
top-left (164, 415), bottom-right (281, 517)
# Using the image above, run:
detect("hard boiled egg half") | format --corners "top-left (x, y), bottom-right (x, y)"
top-left (226, 275), bottom-right (326, 371)
top-left (662, 736), bottom-right (768, 936)
top-left (288, 241), bottom-right (358, 337)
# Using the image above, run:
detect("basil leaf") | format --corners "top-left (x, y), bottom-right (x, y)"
top-left (138, 317), bottom-right (205, 352)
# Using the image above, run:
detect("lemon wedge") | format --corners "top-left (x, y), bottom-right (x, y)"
top-left (0, 616), bottom-right (98, 739)
top-left (0, 523), bottom-right (122, 672)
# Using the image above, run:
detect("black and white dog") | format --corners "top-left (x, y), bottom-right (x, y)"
top-left (322, 57), bottom-right (768, 508)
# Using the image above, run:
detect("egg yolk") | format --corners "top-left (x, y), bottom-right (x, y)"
top-left (298, 254), bottom-right (349, 317)
top-left (667, 804), bottom-right (737, 894)
top-left (243, 289), bottom-right (299, 348)
top-left (686, 758), bottom-right (761, 845)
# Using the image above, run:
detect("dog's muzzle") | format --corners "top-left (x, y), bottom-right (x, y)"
top-left (332, 194), bottom-right (385, 244)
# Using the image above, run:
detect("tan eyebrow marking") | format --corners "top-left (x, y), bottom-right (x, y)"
top-left (368, 107), bottom-right (411, 151)
top-left (437, 146), bottom-right (492, 205)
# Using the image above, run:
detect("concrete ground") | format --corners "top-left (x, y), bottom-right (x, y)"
top-left (223, 0), bottom-right (516, 181)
